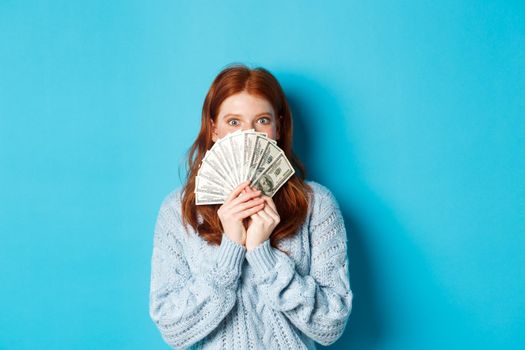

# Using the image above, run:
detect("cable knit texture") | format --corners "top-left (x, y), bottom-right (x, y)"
top-left (149, 180), bottom-right (353, 349)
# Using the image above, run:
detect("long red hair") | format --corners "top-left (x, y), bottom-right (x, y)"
top-left (181, 63), bottom-right (311, 249)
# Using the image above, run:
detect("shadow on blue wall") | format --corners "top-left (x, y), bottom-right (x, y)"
top-left (283, 73), bottom-right (385, 349)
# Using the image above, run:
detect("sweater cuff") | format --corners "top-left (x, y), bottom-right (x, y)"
top-left (245, 239), bottom-right (277, 275)
top-left (216, 234), bottom-right (246, 270)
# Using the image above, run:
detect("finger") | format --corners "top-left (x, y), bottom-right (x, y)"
top-left (263, 203), bottom-right (279, 221)
top-left (257, 208), bottom-right (273, 223)
top-left (225, 187), bottom-right (260, 208)
top-left (225, 180), bottom-right (251, 202)
top-left (235, 203), bottom-right (265, 220)
top-left (230, 189), bottom-right (262, 207)
top-left (249, 211), bottom-right (263, 223)
top-left (241, 188), bottom-right (251, 198)
top-left (245, 185), bottom-right (260, 197)
top-left (258, 198), bottom-right (277, 218)
top-left (262, 196), bottom-right (277, 212)
top-left (231, 197), bottom-right (265, 215)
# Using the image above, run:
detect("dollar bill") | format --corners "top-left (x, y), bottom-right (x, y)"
top-left (247, 134), bottom-right (270, 181)
top-left (228, 131), bottom-right (245, 184)
top-left (195, 191), bottom-right (226, 205)
top-left (202, 149), bottom-right (236, 189)
top-left (241, 131), bottom-right (257, 182)
top-left (251, 153), bottom-right (295, 197)
top-left (197, 160), bottom-right (233, 192)
top-left (250, 141), bottom-right (281, 182)
top-left (195, 174), bottom-right (229, 197)
top-left (216, 134), bottom-right (239, 186)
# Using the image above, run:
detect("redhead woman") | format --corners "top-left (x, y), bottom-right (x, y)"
top-left (149, 64), bottom-right (353, 349)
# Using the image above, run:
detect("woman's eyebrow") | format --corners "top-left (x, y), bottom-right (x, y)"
top-left (224, 112), bottom-right (273, 118)
top-left (223, 113), bottom-right (242, 118)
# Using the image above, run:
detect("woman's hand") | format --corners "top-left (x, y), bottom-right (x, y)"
top-left (217, 180), bottom-right (265, 246)
top-left (245, 190), bottom-right (280, 251)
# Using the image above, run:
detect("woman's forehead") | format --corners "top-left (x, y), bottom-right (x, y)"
top-left (218, 93), bottom-right (275, 116)
top-left (221, 92), bottom-right (271, 106)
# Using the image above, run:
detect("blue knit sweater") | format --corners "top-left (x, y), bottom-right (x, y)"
top-left (149, 180), bottom-right (353, 349)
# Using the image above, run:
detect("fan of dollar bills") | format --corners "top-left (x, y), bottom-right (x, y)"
top-left (195, 129), bottom-right (295, 205)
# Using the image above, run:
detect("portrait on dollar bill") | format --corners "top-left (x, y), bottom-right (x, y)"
top-left (253, 174), bottom-right (274, 194)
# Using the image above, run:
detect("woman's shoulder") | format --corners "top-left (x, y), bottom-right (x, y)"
top-left (154, 186), bottom-right (194, 240)
top-left (303, 179), bottom-right (342, 221)
top-left (161, 186), bottom-right (184, 205)
top-left (304, 179), bottom-right (333, 197)
top-left (304, 179), bottom-right (339, 204)
top-left (157, 186), bottom-right (185, 219)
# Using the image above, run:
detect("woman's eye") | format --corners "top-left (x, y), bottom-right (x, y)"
top-left (228, 119), bottom-right (239, 126)
top-left (258, 117), bottom-right (271, 124)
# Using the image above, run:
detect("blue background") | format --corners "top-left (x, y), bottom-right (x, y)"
top-left (1, 1), bottom-right (524, 349)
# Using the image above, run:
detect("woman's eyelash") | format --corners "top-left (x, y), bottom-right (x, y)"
top-left (227, 117), bottom-right (271, 126)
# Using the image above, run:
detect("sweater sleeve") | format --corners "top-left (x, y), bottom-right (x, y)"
top-left (149, 192), bottom-right (246, 349)
top-left (245, 185), bottom-right (353, 346)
